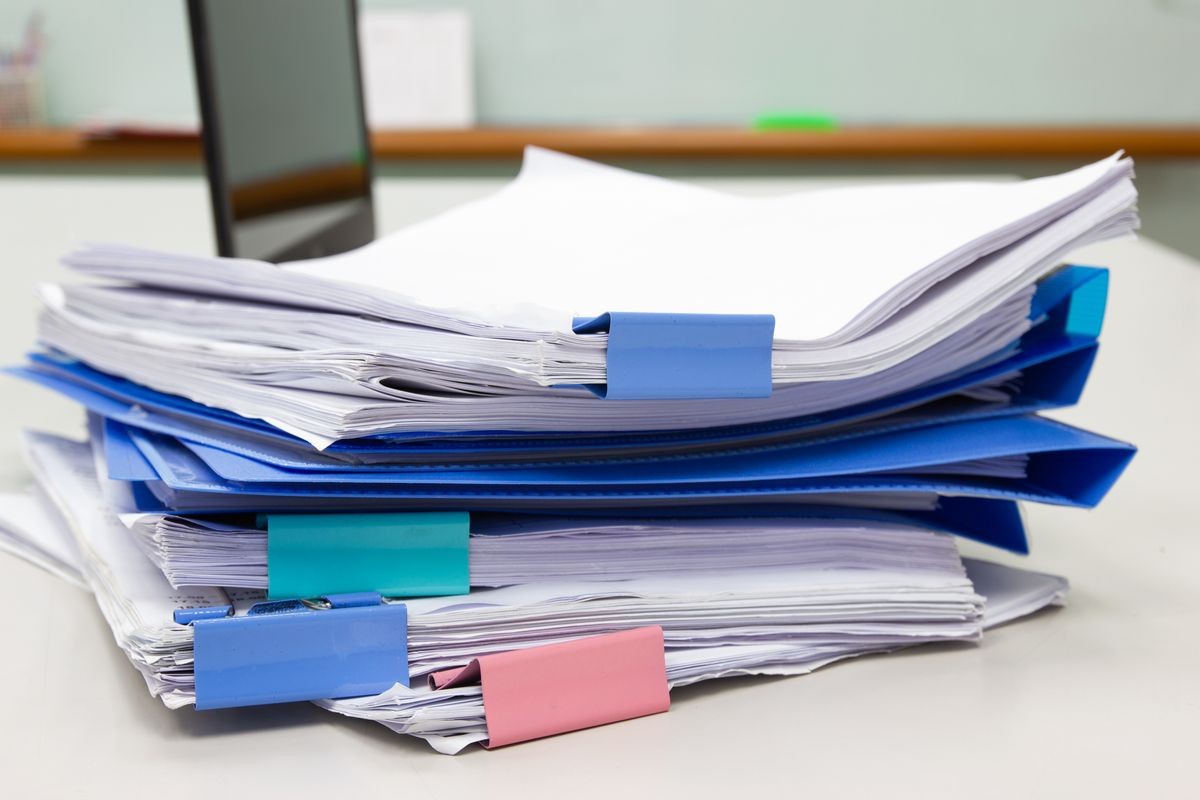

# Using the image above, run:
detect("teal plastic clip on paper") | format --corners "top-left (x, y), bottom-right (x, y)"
top-left (266, 511), bottom-right (470, 599)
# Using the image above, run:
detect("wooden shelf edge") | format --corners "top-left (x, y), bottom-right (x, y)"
top-left (370, 126), bottom-right (1200, 160)
top-left (3, 126), bottom-right (1200, 162)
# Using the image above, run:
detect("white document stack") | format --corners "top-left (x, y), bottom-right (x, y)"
top-left (9, 429), bottom-right (1069, 754)
top-left (38, 147), bottom-right (1136, 446)
top-left (2, 148), bottom-right (1130, 754)
top-left (123, 511), bottom-right (986, 590)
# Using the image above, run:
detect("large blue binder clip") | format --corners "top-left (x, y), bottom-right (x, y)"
top-left (572, 312), bottom-right (775, 399)
top-left (174, 592), bottom-right (409, 710)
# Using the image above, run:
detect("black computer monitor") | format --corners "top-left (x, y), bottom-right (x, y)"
top-left (187, 0), bottom-right (375, 262)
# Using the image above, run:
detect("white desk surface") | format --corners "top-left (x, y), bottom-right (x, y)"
top-left (0, 176), bottom-right (1197, 799)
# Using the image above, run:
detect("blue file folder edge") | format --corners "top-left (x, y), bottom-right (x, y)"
top-left (98, 408), bottom-right (1034, 551)
top-left (111, 414), bottom-right (1135, 515)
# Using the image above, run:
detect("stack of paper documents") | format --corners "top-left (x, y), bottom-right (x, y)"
top-left (2, 149), bottom-right (1135, 752)
top-left (122, 509), bottom-right (997, 590)
top-left (30, 147), bottom-right (1136, 444)
top-left (12, 429), bottom-right (1067, 753)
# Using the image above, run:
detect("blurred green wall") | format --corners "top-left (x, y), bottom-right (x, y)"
top-left (2, 0), bottom-right (1198, 260)
top-left (2, 0), bottom-right (1199, 127)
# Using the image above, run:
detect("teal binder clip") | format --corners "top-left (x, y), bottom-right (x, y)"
top-left (572, 312), bottom-right (775, 399)
top-left (266, 511), bottom-right (470, 599)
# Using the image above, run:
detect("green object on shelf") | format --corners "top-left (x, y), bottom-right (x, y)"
top-left (753, 112), bottom-right (838, 132)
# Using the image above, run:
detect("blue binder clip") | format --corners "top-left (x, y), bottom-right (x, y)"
top-left (174, 592), bottom-right (409, 710)
top-left (572, 312), bottom-right (775, 399)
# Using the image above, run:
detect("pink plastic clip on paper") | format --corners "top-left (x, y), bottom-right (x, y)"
top-left (429, 626), bottom-right (670, 748)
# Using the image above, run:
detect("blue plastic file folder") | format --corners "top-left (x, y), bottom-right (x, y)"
top-left (98, 410), bottom-right (1036, 553)
top-left (100, 418), bottom-right (1039, 550)
top-left (103, 413), bottom-right (1134, 513)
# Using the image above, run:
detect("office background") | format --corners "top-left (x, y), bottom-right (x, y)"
top-left (0, 3), bottom-right (1198, 793)
top-left (2, 0), bottom-right (1199, 257)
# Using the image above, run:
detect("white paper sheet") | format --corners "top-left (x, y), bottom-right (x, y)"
top-left (286, 148), bottom-right (1130, 341)
top-left (0, 489), bottom-right (87, 588)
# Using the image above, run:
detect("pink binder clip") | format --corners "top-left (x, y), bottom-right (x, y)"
top-left (429, 626), bottom-right (670, 748)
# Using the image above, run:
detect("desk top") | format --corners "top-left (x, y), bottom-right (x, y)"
top-left (0, 176), bottom-right (1197, 799)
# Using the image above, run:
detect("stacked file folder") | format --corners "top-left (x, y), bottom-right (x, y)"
top-left (4, 148), bottom-right (1136, 753)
